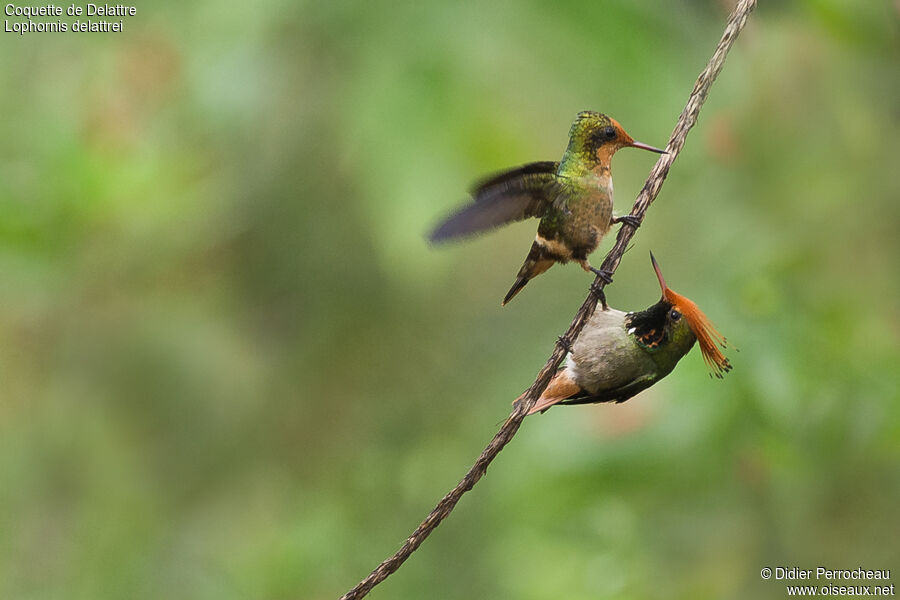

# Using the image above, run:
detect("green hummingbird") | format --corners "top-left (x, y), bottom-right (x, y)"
top-left (525, 252), bottom-right (732, 415)
top-left (430, 111), bottom-right (665, 305)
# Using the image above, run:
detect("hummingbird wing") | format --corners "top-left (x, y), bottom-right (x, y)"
top-left (429, 162), bottom-right (559, 242)
top-left (527, 369), bottom-right (657, 415)
top-left (556, 373), bottom-right (657, 407)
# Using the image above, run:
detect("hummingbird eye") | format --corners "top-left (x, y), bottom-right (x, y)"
top-left (603, 125), bottom-right (617, 140)
top-left (669, 309), bottom-right (682, 322)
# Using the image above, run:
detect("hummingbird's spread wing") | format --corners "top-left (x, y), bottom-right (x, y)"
top-left (429, 162), bottom-right (559, 242)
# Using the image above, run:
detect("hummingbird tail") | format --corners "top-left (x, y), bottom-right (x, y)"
top-left (502, 276), bottom-right (531, 305)
top-left (501, 243), bottom-right (556, 306)
top-left (526, 370), bottom-right (583, 415)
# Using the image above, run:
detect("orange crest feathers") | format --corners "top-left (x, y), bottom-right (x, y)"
top-left (650, 252), bottom-right (732, 378)
top-left (663, 289), bottom-right (732, 378)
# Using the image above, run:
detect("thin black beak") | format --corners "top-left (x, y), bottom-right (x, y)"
top-left (650, 250), bottom-right (668, 293)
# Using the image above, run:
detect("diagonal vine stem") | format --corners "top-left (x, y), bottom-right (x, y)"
top-left (338, 1), bottom-right (757, 598)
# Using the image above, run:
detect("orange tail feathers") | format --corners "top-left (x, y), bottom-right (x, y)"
top-left (521, 370), bottom-right (583, 416)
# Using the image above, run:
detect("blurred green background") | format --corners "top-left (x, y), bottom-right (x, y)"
top-left (1, 1), bottom-right (899, 598)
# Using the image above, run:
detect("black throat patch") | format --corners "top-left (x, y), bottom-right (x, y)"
top-left (625, 300), bottom-right (672, 350)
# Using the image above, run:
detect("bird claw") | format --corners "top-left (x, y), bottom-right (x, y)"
top-left (589, 267), bottom-right (613, 284)
top-left (613, 214), bottom-right (641, 228)
top-left (589, 281), bottom-right (608, 309)
top-left (557, 335), bottom-right (573, 353)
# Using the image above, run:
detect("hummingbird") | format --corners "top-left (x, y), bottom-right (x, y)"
top-left (429, 111), bottom-right (665, 305)
top-left (525, 252), bottom-right (732, 415)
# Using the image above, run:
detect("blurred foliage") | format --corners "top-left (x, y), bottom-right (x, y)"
top-left (1, 1), bottom-right (899, 599)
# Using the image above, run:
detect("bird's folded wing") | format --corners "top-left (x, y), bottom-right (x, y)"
top-left (429, 161), bottom-right (559, 242)
top-left (557, 373), bottom-right (657, 407)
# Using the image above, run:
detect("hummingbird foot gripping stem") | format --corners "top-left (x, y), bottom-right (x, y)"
top-left (557, 335), bottom-right (574, 353)
top-left (576, 258), bottom-right (612, 284)
top-left (589, 266), bottom-right (613, 284)
top-left (612, 214), bottom-right (641, 228)
top-left (589, 281), bottom-right (608, 310)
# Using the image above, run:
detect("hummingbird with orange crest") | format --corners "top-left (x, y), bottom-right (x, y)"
top-left (524, 252), bottom-right (732, 415)
top-left (429, 111), bottom-right (666, 305)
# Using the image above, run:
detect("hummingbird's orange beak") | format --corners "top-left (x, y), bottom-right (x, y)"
top-left (630, 140), bottom-right (667, 154)
top-left (650, 250), bottom-right (667, 293)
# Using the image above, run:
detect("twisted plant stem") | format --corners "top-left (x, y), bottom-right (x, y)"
top-left (339, 1), bottom-right (757, 598)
